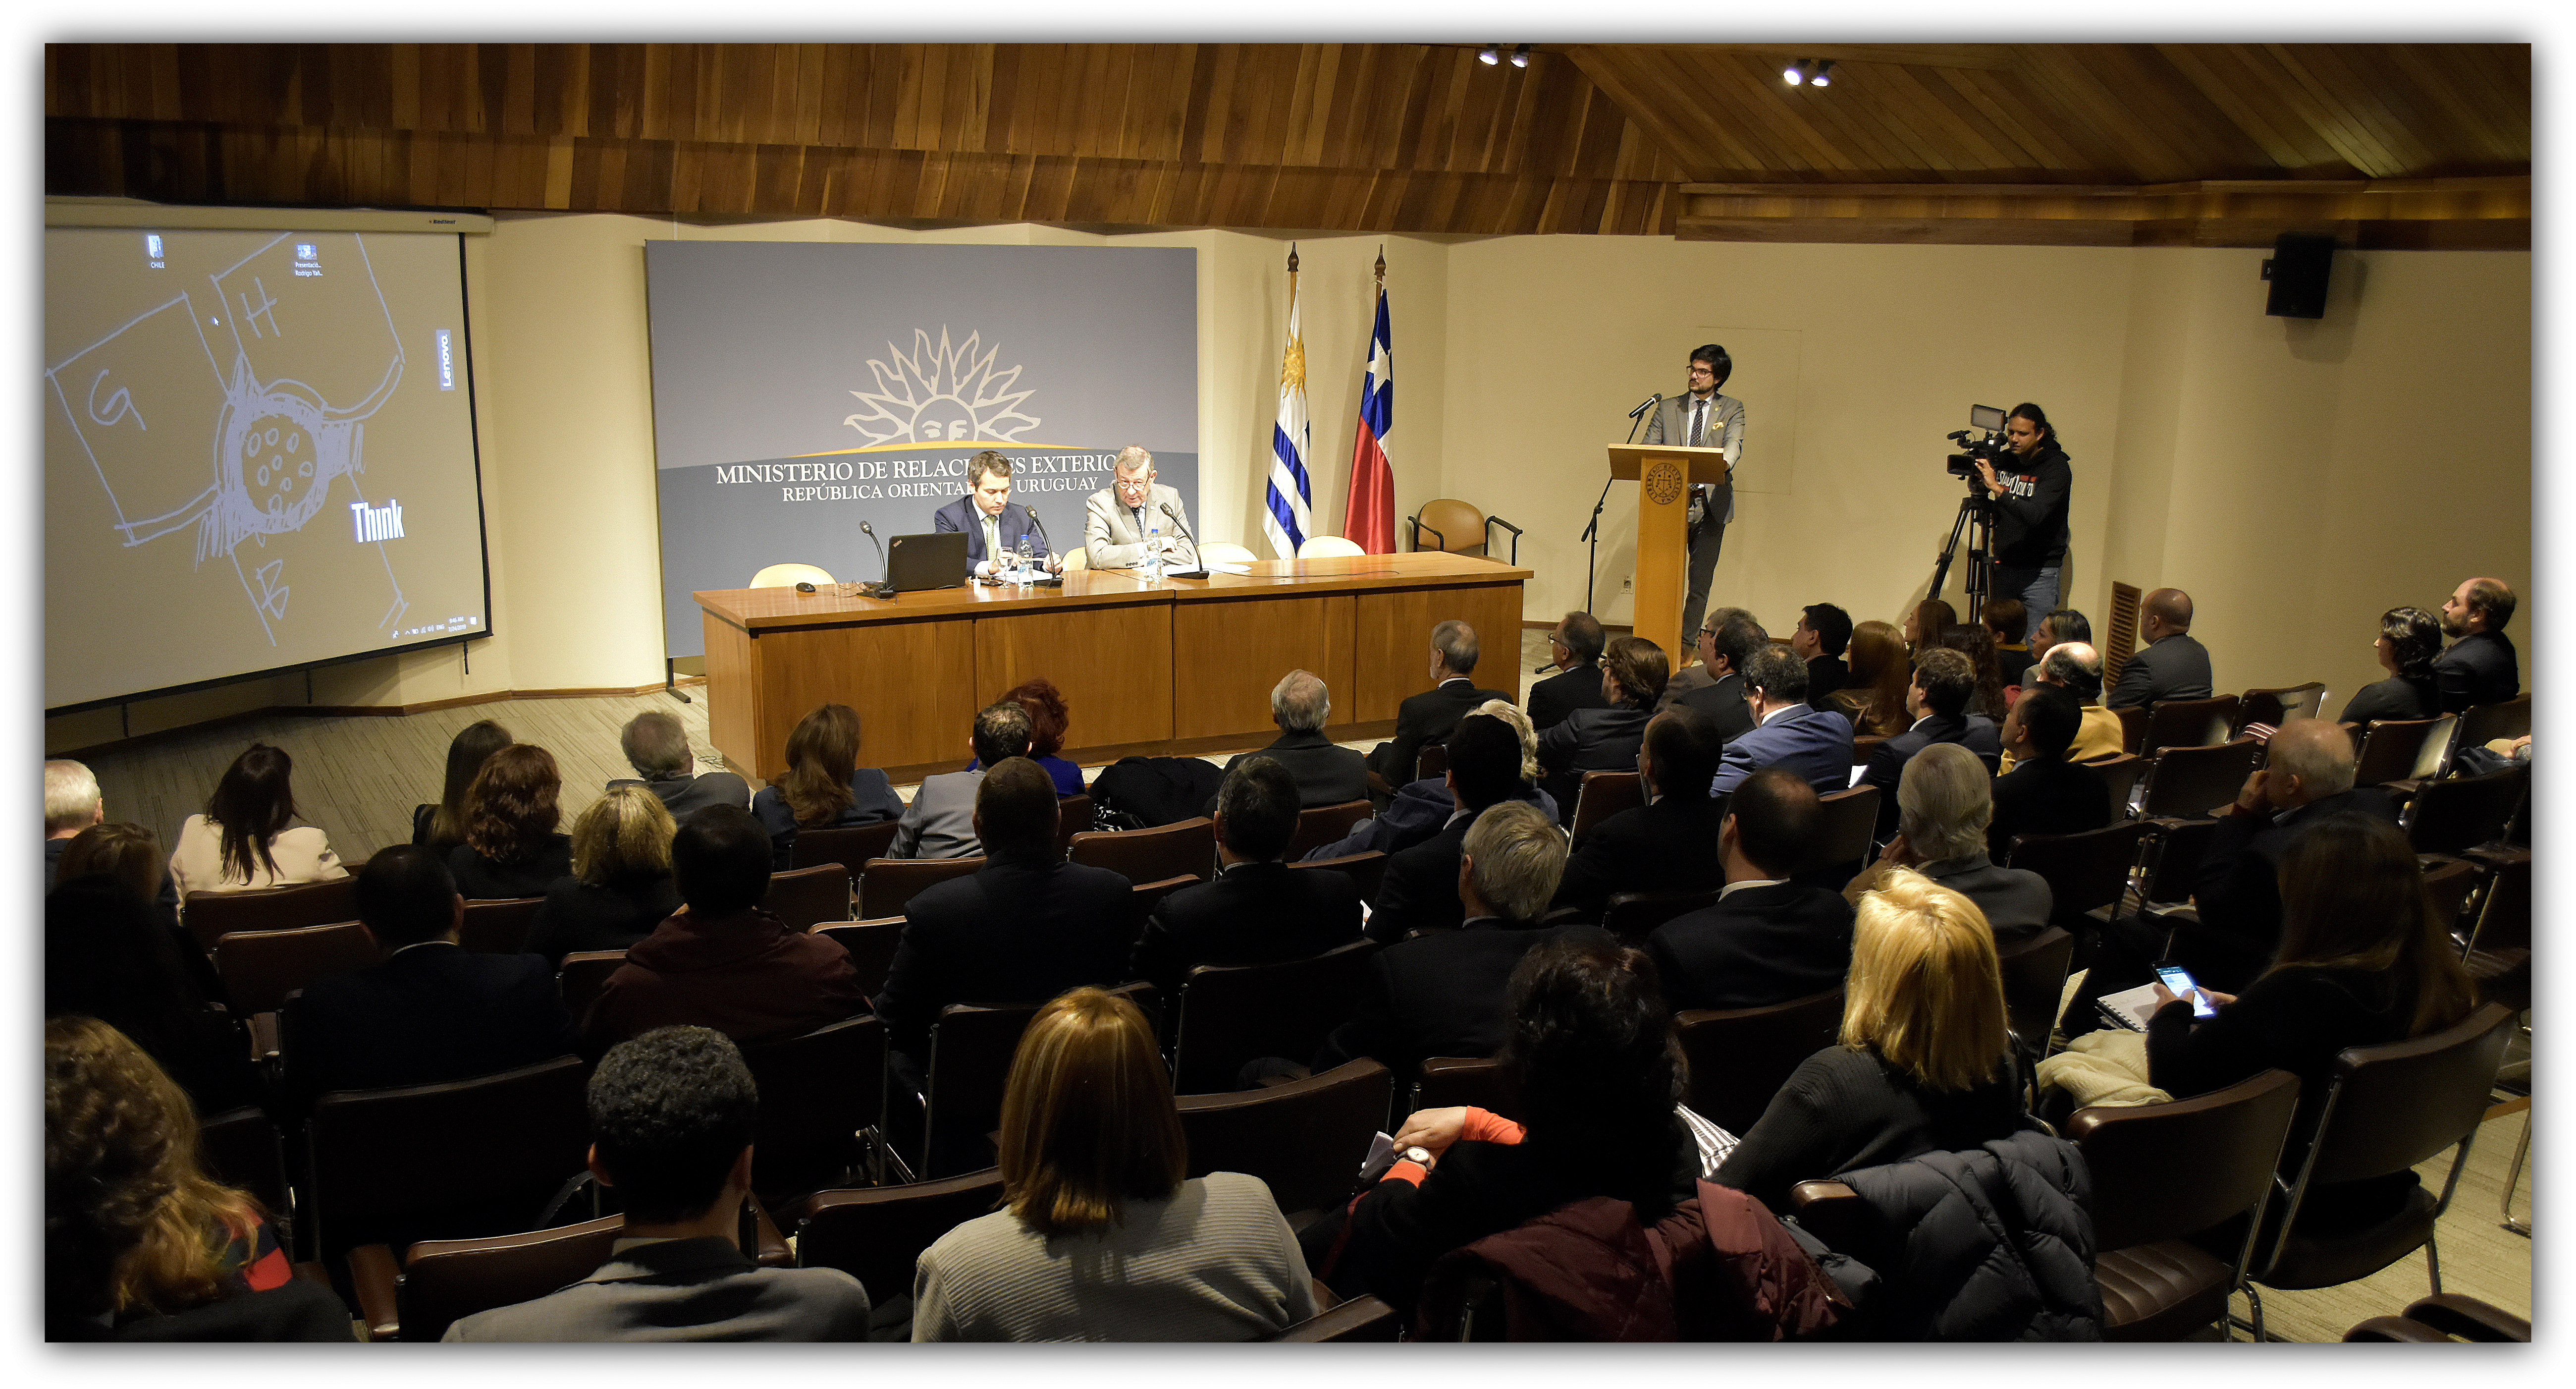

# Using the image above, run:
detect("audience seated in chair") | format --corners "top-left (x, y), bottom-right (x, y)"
top-left (607, 710), bottom-right (751, 819)
top-left (1847, 745), bottom-right (2053, 946)
top-left (446, 1026), bottom-right (871, 1341)
top-left (2144, 816), bottom-right (2479, 1243)
top-left (46, 1017), bottom-right (351, 1342)
top-left (1905, 599), bottom-right (1958, 659)
top-left (2338, 606), bottom-right (2444, 726)
top-left (913, 989), bottom-right (1316, 1341)
top-left (444, 744), bottom-right (574, 899)
top-left (412, 719), bottom-right (513, 849)
top-left (2007, 642), bottom-right (2124, 770)
top-left (1318, 800), bottom-right (1569, 1082)
top-left (47, 838), bottom-right (263, 1116)
top-left (2106, 588), bottom-right (2213, 710)
top-left (1132, 756), bottom-right (1363, 1000)
top-left (2433, 576), bottom-right (2519, 713)
top-left (964, 678), bottom-right (1088, 797)
top-left (585, 805), bottom-right (864, 1054)
top-left (1713, 645), bottom-right (1856, 796)
top-left (752, 703), bottom-right (906, 870)
top-left (1984, 597), bottom-right (2035, 690)
top-left (1310, 931), bottom-right (1695, 1322)
top-left (46, 758), bottom-right (107, 891)
top-left (1831, 619), bottom-right (1914, 739)
top-left (1364, 714), bottom-right (1537, 942)
top-left (1986, 684), bottom-right (2113, 859)
top-left (890, 701), bottom-right (1032, 861)
top-left (2029, 607), bottom-right (2089, 669)
top-left (1645, 767), bottom-right (1855, 1011)
top-left (1715, 869), bottom-right (2029, 1213)
top-left (1665, 611), bottom-right (1764, 744)
top-left (281, 846), bottom-right (578, 1112)
top-left (872, 758), bottom-right (1141, 1094)
top-left (1536, 635), bottom-right (1665, 822)
top-left (1937, 622), bottom-right (2012, 723)
top-left (1528, 611), bottom-right (1613, 731)
top-left (527, 785), bottom-right (684, 966)
top-left (1793, 603), bottom-right (1858, 711)
top-left (168, 742), bottom-right (349, 903)
top-left (1863, 647), bottom-right (2001, 841)
top-left (1364, 620), bottom-right (1509, 797)
top-left (1552, 706), bottom-right (1726, 917)
top-left (1212, 669), bottom-right (1368, 809)
top-left (1304, 700), bottom-right (1558, 863)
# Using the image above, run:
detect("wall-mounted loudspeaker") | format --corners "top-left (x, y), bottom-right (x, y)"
top-left (2262, 233), bottom-right (2336, 319)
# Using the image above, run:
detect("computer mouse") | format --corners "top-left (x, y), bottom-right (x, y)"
top-left (795, 581), bottom-right (816, 593)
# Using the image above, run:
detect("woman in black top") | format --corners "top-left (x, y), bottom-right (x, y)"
top-left (444, 743), bottom-right (574, 899)
top-left (46, 873), bottom-right (264, 1116)
top-left (2336, 607), bottom-right (2443, 726)
top-left (1717, 868), bottom-right (2026, 1212)
top-left (2146, 815), bottom-right (2475, 1233)
top-left (1536, 636), bottom-right (1666, 824)
top-left (411, 719), bottom-right (513, 847)
top-left (751, 703), bottom-right (906, 869)
top-left (525, 785), bottom-right (682, 965)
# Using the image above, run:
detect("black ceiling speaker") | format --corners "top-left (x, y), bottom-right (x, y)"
top-left (2262, 233), bottom-right (2336, 319)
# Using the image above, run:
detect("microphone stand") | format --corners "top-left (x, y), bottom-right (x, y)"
top-left (1584, 393), bottom-right (1659, 613)
top-left (857, 521), bottom-right (895, 598)
top-left (1023, 507), bottom-right (1065, 587)
top-left (1159, 502), bottom-right (1210, 579)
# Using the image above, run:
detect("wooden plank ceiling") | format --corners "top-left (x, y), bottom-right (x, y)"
top-left (45, 42), bottom-right (2527, 246)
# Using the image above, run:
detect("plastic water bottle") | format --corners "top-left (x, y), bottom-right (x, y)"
top-left (1017, 530), bottom-right (1037, 585)
top-left (1143, 521), bottom-right (1164, 581)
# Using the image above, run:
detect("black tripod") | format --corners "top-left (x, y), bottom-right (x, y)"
top-left (1927, 482), bottom-right (1998, 617)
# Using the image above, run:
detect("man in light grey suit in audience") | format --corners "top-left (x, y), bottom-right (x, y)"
top-left (1082, 445), bottom-right (1199, 571)
top-left (446, 1026), bottom-right (870, 1341)
top-left (890, 702), bottom-right (1032, 860)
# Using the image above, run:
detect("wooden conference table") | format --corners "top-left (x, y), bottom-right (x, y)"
top-left (695, 551), bottom-right (1532, 785)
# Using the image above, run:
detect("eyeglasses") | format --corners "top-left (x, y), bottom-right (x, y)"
top-left (1686, 366), bottom-right (1716, 377)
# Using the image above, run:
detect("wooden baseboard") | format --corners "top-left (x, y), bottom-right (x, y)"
top-left (51, 678), bottom-right (711, 760)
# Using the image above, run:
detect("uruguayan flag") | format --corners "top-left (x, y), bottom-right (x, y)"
top-left (1264, 249), bottom-right (1313, 558)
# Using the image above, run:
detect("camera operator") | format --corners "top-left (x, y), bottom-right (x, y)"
top-left (1972, 402), bottom-right (2072, 614)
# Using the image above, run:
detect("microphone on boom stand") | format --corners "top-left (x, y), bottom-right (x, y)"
top-left (858, 521), bottom-right (896, 599)
top-left (1582, 393), bottom-right (1661, 612)
top-left (1159, 502), bottom-right (1211, 579)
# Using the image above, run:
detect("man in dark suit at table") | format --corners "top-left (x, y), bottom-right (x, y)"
top-left (1366, 713), bottom-right (1528, 942)
top-left (2433, 575), bottom-right (2520, 712)
top-left (930, 450), bottom-right (1062, 579)
top-left (1213, 669), bottom-right (1368, 809)
top-left (1364, 620), bottom-right (1508, 796)
top-left (873, 759), bottom-right (1140, 1097)
top-left (1135, 757), bottom-right (1363, 999)
top-left (1552, 706), bottom-right (1726, 918)
top-left (1712, 646), bottom-right (1855, 797)
top-left (1528, 611), bottom-right (1612, 731)
top-left (1864, 647), bottom-right (2001, 841)
top-left (280, 846), bottom-right (578, 1111)
top-left (2105, 587), bottom-right (2213, 710)
top-left (1645, 767), bottom-right (1855, 1012)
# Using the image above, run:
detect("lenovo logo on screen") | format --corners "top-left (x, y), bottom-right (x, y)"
top-left (350, 498), bottom-right (405, 543)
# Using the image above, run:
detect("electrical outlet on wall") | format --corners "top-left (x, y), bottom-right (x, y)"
top-left (1620, 577), bottom-right (1633, 593)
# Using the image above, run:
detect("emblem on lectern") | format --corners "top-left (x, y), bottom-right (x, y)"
top-left (1644, 460), bottom-right (1685, 505)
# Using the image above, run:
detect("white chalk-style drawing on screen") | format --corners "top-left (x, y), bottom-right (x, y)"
top-left (842, 326), bottom-right (1041, 444)
top-left (46, 231), bottom-right (411, 646)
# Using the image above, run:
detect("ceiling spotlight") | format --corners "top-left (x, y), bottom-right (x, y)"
top-left (1478, 45), bottom-right (1500, 66)
top-left (1510, 44), bottom-right (1531, 69)
top-left (1782, 63), bottom-right (1803, 86)
top-left (1811, 60), bottom-right (1834, 88)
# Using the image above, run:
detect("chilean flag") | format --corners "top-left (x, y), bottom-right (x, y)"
top-left (1342, 283), bottom-right (1395, 555)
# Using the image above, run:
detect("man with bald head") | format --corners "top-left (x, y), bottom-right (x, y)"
top-left (2432, 576), bottom-right (2520, 712)
top-left (2009, 641), bottom-right (2124, 768)
top-left (1215, 669), bottom-right (1368, 807)
top-left (2105, 587), bottom-right (2213, 710)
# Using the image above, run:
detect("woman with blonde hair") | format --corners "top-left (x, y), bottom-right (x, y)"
top-left (1832, 619), bottom-right (1914, 738)
top-left (1536, 635), bottom-right (1668, 824)
top-left (751, 702), bottom-right (905, 869)
top-left (525, 784), bottom-right (682, 965)
top-left (445, 743), bottom-right (574, 899)
top-left (46, 1017), bottom-right (349, 1339)
top-left (166, 743), bottom-right (346, 903)
top-left (913, 987), bottom-right (1315, 1340)
top-left (1715, 868), bottom-right (2027, 1212)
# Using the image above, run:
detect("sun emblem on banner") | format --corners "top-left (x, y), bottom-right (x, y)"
top-left (842, 327), bottom-right (1040, 445)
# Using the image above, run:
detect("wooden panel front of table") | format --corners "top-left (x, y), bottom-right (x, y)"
top-left (696, 552), bottom-right (1530, 784)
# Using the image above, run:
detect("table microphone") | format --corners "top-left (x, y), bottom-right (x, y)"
top-left (857, 521), bottom-right (895, 598)
top-left (1022, 506), bottom-right (1066, 586)
top-left (1159, 502), bottom-right (1210, 578)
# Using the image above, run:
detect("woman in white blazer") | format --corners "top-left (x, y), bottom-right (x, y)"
top-left (167, 742), bottom-right (346, 905)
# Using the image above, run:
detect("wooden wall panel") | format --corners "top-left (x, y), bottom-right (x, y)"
top-left (1170, 594), bottom-right (1356, 742)
top-left (973, 604), bottom-right (1174, 750)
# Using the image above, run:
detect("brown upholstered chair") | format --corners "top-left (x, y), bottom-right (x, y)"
top-left (366, 1200), bottom-right (795, 1340)
top-left (789, 820), bottom-right (901, 877)
top-left (2403, 763), bottom-right (2527, 857)
top-left (2115, 705), bottom-right (2149, 756)
top-left (793, 1167), bottom-right (1007, 1308)
top-left (215, 922), bottom-right (380, 1017)
top-left (1411, 1055), bottom-right (1520, 1122)
top-left (814, 919), bottom-right (907, 999)
top-left (2136, 740), bottom-right (2261, 820)
top-left (1289, 800), bottom-right (1376, 860)
top-left (1129, 874), bottom-right (1200, 920)
top-left (1407, 497), bottom-right (1520, 563)
top-left (2141, 695), bottom-right (2241, 757)
top-left (2089, 753), bottom-right (2147, 820)
top-left (1175, 1058), bottom-right (1394, 1224)
top-left (2453, 694), bottom-right (2529, 751)
top-left (1791, 784), bottom-right (1879, 879)
top-left (1056, 793), bottom-right (1094, 857)
top-left (2234, 683), bottom-right (2326, 734)
top-left (1851, 733), bottom-right (1888, 768)
top-left (1292, 851), bottom-right (1388, 904)
top-left (1069, 817), bottom-right (1216, 885)
top-left (1673, 988), bottom-right (1846, 1136)
top-left (761, 862), bottom-right (854, 932)
top-left (859, 854), bottom-right (983, 920)
top-left (742, 1014), bottom-right (888, 1202)
top-left (554, 950), bottom-right (627, 1026)
top-left (1171, 939), bottom-right (1380, 1094)
top-left (458, 896), bottom-right (545, 955)
top-left (2351, 716), bottom-right (2447, 787)
top-left (912, 983), bottom-right (1158, 1180)
top-left (1601, 887), bottom-right (1718, 948)
top-left (1270, 1294), bottom-right (1402, 1341)
top-left (1568, 770), bottom-right (1646, 842)
top-left (1414, 743), bottom-right (1449, 783)
top-left (2343, 1294), bottom-right (2530, 1342)
top-left (182, 875), bottom-right (363, 954)
top-left (2066, 1067), bottom-right (2302, 1340)
top-left (2004, 820), bottom-right (2151, 936)
top-left (1995, 926), bottom-right (2075, 1062)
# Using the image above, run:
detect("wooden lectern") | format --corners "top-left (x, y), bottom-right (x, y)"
top-left (1606, 444), bottom-right (1734, 661)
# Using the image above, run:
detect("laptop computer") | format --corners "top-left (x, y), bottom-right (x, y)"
top-left (882, 531), bottom-right (969, 595)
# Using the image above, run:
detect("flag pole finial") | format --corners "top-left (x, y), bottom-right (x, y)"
top-left (1375, 246), bottom-right (1386, 283)
top-left (1287, 242), bottom-right (1299, 275)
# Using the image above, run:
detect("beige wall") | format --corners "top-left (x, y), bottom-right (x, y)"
top-left (47, 216), bottom-right (2526, 753)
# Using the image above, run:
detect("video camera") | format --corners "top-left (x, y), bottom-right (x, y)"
top-left (1944, 403), bottom-right (2011, 479)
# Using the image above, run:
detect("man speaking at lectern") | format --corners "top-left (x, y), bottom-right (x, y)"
top-left (1639, 343), bottom-right (1744, 646)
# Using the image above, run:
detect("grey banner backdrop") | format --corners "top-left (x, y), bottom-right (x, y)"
top-left (643, 241), bottom-right (1198, 658)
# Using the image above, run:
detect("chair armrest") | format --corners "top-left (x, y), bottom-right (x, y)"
top-left (1789, 1180), bottom-right (1858, 1209)
top-left (2401, 1293), bottom-right (2531, 1342)
top-left (1310, 1276), bottom-right (1343, 1312)
top-left (747, 1195), bottom-right (794, 1268)
top-left (1273, 1294), bottom-right (1400, 1341)
top-left (249, 1011), bottom-right (281, 1064)
top-left (345, 1242), bottom-right (403, 1341)
top-left (2344, 1315), bottom-right (2452, 1342)
top-left (1410, 517), bottom-right (1445, 551)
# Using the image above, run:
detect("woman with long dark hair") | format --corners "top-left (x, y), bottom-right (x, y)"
top-left (2337, 607), bottom-right (2445, 725)
top-left (1832, 619), bottom-right (1914, 738)
top-left (1938, 623), bottom-right (2011, 722)
top-left (166, 743), bottom-right (345, 902)
top-left (414, 719), bottom-right (513, 847)
top-left (48, 834), bottom-right (264, 1116)
top-left (445, 743), bottom-right (574, 899)
top-left (750, 703), bottom-right (905, 869)
top-left (1904, 599), bottom-right (1958, 659)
